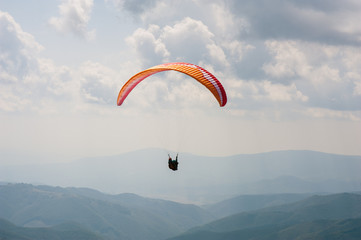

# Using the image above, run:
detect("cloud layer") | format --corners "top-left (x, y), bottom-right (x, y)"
top-left (1, 0), bottom-right (361, 121)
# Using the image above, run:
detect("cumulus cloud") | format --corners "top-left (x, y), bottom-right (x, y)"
top-left (0, 10), bottom-right (82, 113)
top-left (126, 17), bottom-right (229, 68)
top-left (49, 0), bottom-right (95, 40)
top-left (0, 11), bottom-right (43, 111)
top-left (262, 39), bottom-right (361, 111)
top-left (0, 10), bottom-right (120, 114)
top-left (161, 18), bottom-right (217, 63)
top-left (126, 25), bottom-right (169, 66)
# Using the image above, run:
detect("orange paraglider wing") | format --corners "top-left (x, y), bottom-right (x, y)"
top-left (117, 62), bottom-right (227, 107)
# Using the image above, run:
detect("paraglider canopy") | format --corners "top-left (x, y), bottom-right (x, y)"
top-left (117, 62), bottom-right (227, 107)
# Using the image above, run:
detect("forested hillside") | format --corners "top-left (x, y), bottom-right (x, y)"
top-left (170, 193), bottom-right (361, 240)
top-left (0, 183), bottom-right (214, 240)
top-left (2, 183), bottom-right (360, 240)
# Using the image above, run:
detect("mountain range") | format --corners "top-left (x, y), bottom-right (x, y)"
top-left (1, 149), bottom-right (361, 203)
top-left (1, 183), bottom-right (361, 240)
top-left (0, 183), bottom-right (214, 240)
top-left (1, 149), bottom-right (361, 239)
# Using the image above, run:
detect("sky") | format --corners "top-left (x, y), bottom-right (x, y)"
top-left (1, 0), bottom-right (361, 165)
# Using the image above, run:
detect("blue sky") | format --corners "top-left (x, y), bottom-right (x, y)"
top-left (1, 0), bottom-right (361, 164)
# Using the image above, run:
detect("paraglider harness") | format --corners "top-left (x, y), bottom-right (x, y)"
top-left (168, 154), bottom-right (179, 171)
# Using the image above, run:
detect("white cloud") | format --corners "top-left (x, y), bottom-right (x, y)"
top-left (0, 11), bottom-right (43, 111)
top-left (342, 48), bottom-right (361, 96)
top-left (263, 40), bottom-right (311, 79)
top-left (261, 81), bottom-right (308, 102)
top-left (116, 0), bottom-right (250, 65)
top-left (126, 25), bottom-right (169, 66)
top-left (260, 39), bottom-right (361, 112)
top-left (160, 17), bottom-right (214, 62)
top-left (206, 43), bottom-right (228, 67)
top-left (206, 1), bottom-right (249, 40)
top-left (229, 79), bottom-right (308, 104)
top-left (126, 17), bottom-right (229, 69)
top-left (310, 65), bottom-right (341, 86)
top-left (0, 11), bottom-right (43, 80)
top-left (0, 10), bottom-right (120, 114)
top-left (222, 40), bottom-right (255, 62)
top-left (49, 0), bottom-right (95, 40)
top-left (78, 61), bottom-right (119, 104)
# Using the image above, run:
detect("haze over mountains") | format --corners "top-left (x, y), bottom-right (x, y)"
top-left (1, 149), bottom-right (361, 239)
top-left (1, 149), bottom-right (361, 203)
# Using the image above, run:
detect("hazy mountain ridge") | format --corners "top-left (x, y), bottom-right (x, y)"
top-left (204, 193), bottom-right (314, 219)
top-left (0, 218), bottom-right (104, 240)
top-left (0, 183), bottom-right (214, 240)
top-left (169, 193), bottom-right (361, 240)
top-left (1, 149), bottom-right (361, 203)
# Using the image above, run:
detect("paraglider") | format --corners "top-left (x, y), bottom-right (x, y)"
top-left (117, 62), bottom-right (227, 107)
top-left (117, 62), bottom-right (227, 171)
top-left (168, 154), bottom-right (179, 171)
